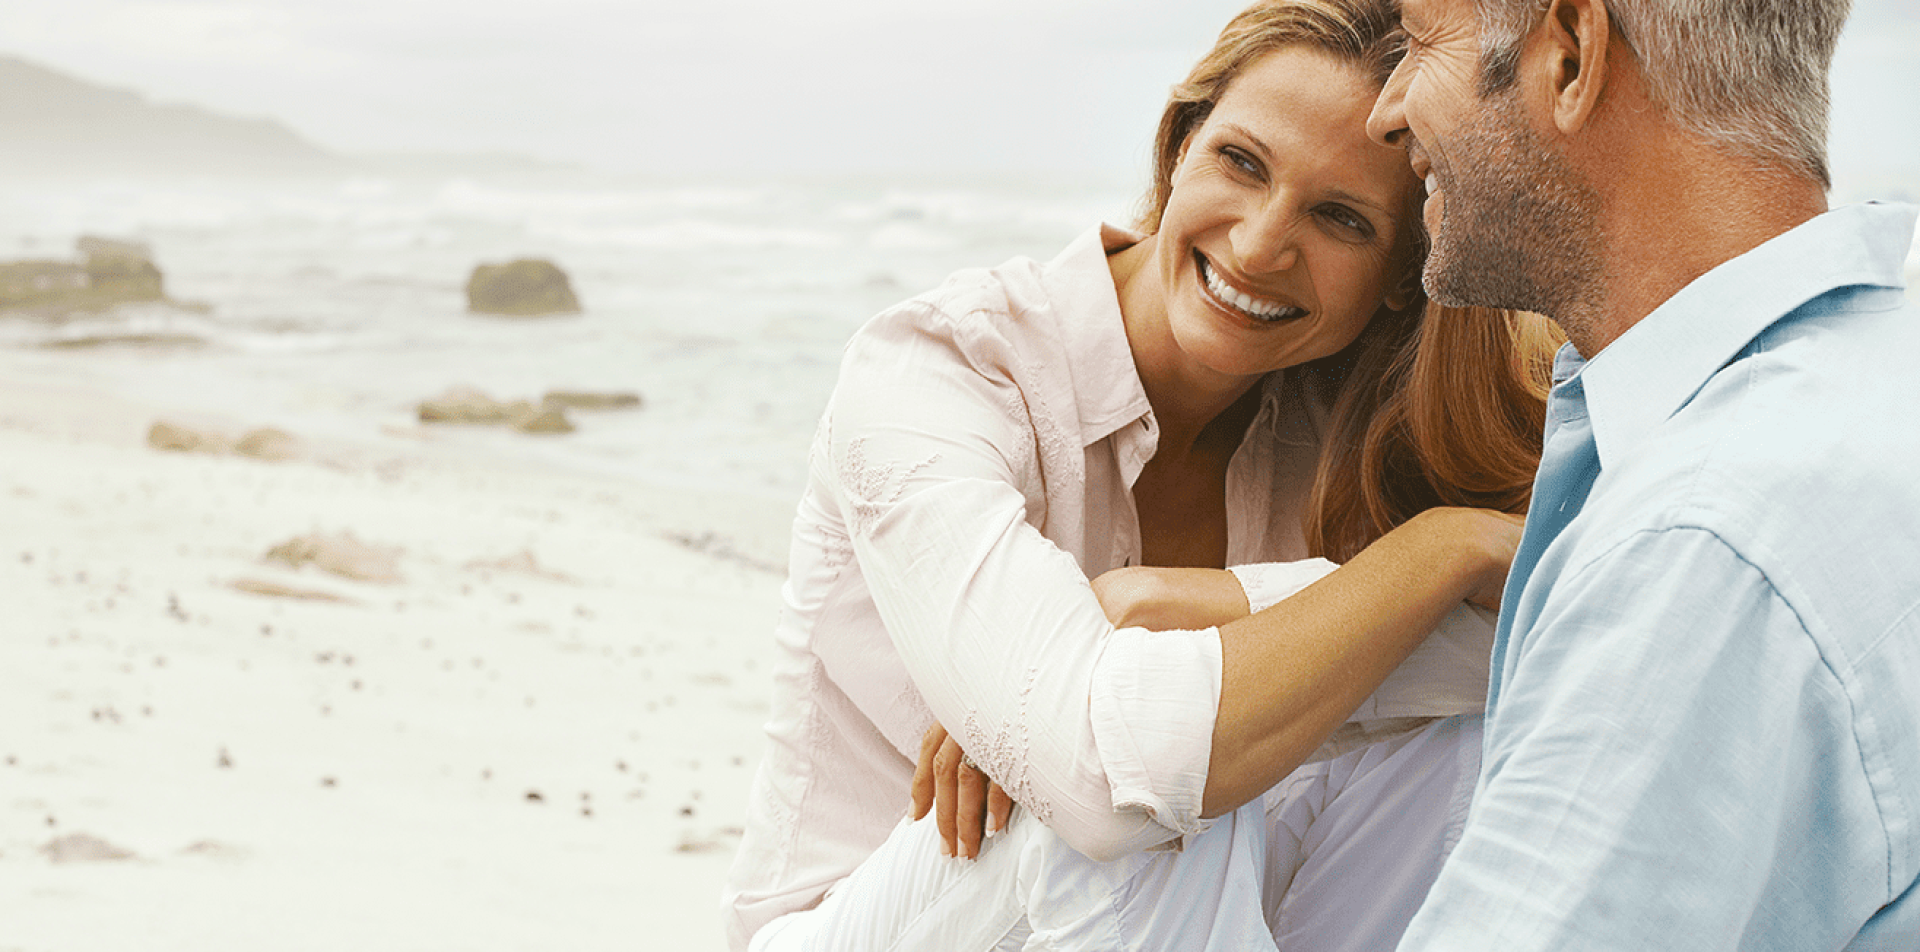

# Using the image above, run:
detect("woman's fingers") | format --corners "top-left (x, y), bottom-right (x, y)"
top-left (955, 756), bottom-right (989, 859)
top-left (917, 722), bottom-right (1007, 859)
top-left (910, 722), bottom-right (948, 820)
top-left (932, 736), bottom-right (964, 856)
top-left (988, 782), bottom-right (1014, 839)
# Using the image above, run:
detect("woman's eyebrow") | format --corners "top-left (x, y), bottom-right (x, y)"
top-left (1327, 187), bottom-right (1395, 218)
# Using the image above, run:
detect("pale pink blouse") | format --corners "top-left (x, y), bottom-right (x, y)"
top-left (721, 225), bottom-right (1492, 950)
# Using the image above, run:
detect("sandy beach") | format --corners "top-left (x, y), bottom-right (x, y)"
top-left (0, 351), bottom-right (792, 950)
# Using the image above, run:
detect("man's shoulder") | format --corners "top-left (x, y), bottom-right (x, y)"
top-left (1610, 290), bottom-right (1916, 500)
top-left (1575, 293), bottom-right (1920, 644)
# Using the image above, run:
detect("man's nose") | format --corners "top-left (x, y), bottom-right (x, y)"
top-left (1368, 60), bottom-right (1413, 148)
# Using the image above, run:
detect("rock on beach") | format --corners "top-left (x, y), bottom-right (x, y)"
top-left (0, 235), bottom-right (166, 314)
top-left (147, 420), bottom-right (304, 461)
top-left (465, 258), bottom-right (581, 316)
top-left (414, 388), bottom-right (573, 434)
top-left (540, 389), bottom-right (642, 412)
top-left (415, 386), bottom-right (589, 434)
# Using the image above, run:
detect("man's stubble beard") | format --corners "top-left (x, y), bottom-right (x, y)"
top-left (1423, 88), bottom-right (1604, 345)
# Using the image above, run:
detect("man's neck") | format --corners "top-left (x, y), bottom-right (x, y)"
top-left (1569, 134), bottom-right (1828, 358)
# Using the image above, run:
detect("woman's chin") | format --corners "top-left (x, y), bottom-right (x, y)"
top-left (1172, 311), bottom-right (1307, 381)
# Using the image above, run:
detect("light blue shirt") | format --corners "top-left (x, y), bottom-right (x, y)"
top-left (1400, 202), bottom-right (1920, 950)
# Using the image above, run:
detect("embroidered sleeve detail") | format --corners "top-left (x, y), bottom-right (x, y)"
top-left (997, 383), bottom-right (1041, 489)
top-left (960, 665), bottom-right (1055, 826)
top-left (891, 679), bottom-right (935, 748)
top-left (817, 533), bottom-right (854, 573)
top-left (839, 435), bottom-right (942, 540)
top-left (1007, 353), bottom-right (1083, 540)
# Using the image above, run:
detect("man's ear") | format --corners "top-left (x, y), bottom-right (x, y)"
top-left (1528, 0), bottom-right (1613, 135)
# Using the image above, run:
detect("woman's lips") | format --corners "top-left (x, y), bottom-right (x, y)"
top-left (1196, 252), bottom-right (1305, 323)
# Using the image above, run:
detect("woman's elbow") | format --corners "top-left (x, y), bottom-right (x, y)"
top-left (1090, 566), bottom-right (1249, 631)
top-left (1044, 801), bottom-right (1181, 862)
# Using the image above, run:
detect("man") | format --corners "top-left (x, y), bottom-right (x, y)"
top-left (1368, 0), bottom-right (1920, 947)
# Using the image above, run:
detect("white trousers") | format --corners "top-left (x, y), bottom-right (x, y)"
top-left (752, 715), bottom-right (1481, 952)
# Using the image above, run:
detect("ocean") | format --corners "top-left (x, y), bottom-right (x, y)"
top-left (0, 171), bottom-right (1143, 503)
top-left (4, 171), bottom-right (1918, 508)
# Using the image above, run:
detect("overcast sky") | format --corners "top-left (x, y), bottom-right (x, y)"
top-left (4, 0), bottom-right (1917, 192)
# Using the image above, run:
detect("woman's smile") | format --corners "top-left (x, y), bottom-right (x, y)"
top-left (1194, 249), bottom-right (1307, 323)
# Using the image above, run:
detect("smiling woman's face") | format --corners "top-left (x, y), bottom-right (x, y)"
top-left (1151, 44), bottom-right (1419, 383)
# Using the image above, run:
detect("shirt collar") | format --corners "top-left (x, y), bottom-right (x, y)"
top-left (1580, 202), bottom-right (1918, 469)
top-left (1041, 222), bottom-right (1156, 447)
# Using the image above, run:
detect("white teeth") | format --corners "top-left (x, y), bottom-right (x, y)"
top-left (1425, 173), bottom-right (1438, 196)
top-left (1200, 257), bottom-right (1294, 321)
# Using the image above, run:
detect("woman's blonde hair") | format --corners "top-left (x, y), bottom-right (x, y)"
top-left (1305, 307), bottom-right (1561, 561)
top-left (1140, 0), bottom-right (1564, 561)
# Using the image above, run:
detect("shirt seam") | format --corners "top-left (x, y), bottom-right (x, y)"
top-left (1547, 522), bottom-right (1897, 901)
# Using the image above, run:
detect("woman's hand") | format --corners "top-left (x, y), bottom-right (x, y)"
top-left (910, 720), bottom-right (1013, 860)
top-left (1439, 508), bottom-right (1526, 610)
top-left (906, 567), bottom-right (1256, 859)
top-left (1090, 566), bottom-right (1252, 630)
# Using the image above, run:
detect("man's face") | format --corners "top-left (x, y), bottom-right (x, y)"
top-left (1366, 0), bottom-right (1600, 320)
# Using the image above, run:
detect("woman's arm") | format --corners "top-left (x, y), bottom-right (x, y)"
top-left (915, 508), bottom-right (1515, 854)
top-left (1087, 509), bottom-right (1519, 816)
top-left (1203, 507), bottom-right (1520, 816)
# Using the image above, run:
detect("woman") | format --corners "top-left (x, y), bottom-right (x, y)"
top-left (724, 0), bottom-right (1557, 948)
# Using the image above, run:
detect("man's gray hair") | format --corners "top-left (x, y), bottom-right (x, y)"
top-left (1476, 0), bottom-right (1851, 187)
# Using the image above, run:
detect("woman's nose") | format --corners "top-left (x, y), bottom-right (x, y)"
top-left (1233, 210), bottom-right (1301, 275)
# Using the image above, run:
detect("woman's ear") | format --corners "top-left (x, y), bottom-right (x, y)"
top-left (1383, 230), bottom-right (1425, 311)
top-left (1383, 270), bottom-right (1422, 312)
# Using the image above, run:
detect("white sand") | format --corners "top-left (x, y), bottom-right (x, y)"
top-left (0, 355), bottom-right (791, 950)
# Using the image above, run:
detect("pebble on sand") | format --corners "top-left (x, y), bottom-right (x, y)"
top-left (264, 531), bottom-right (404, 585)
top-left (40, 832), bottom-right (136, 864)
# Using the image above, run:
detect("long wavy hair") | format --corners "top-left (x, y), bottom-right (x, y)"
top-left (1139, 0), bottom-right (1563, 562)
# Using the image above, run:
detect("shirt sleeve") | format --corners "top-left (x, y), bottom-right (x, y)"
top-left (1398, 527), bottom-right (1891, 951)
top-left (1230, 559), bottom-right (1340, 613)
top-left (826, 306), bottom-right (1218, 860)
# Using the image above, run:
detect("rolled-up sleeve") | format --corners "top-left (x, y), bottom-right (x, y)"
top-left (1088, 624), bottom-right (1221, 841)
top-left (827, 308), bottom-right (1218, 858)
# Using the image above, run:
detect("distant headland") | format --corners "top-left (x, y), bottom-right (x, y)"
top-left (0, 54), bottom-right (568, 180)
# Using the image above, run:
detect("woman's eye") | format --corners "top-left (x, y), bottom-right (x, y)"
top-left (1219, 146), bottom-right (1261, 178)
top-left (1318, 205), bottom-right (1374, 240)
